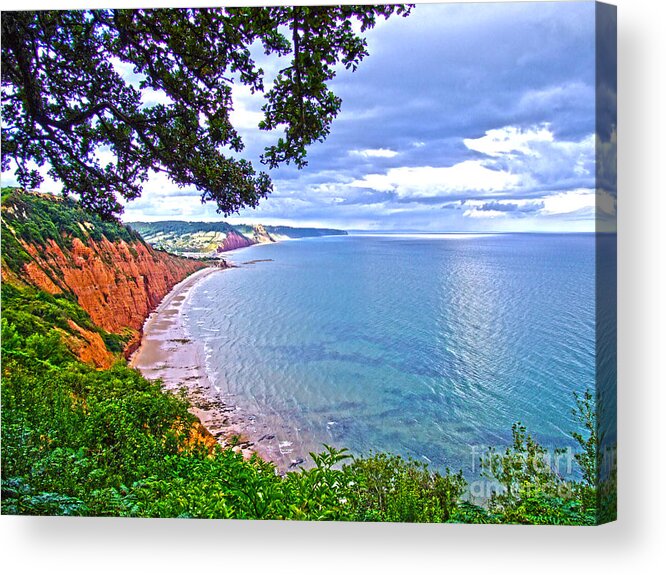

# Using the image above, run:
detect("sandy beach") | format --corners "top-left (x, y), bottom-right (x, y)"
top-left (129, 264), bottom-right (295, 469)
top-left (129, 266), bottom-right (261, 461)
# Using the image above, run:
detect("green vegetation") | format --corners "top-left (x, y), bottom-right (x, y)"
top-left (235, 224), bottom-right (348, 239)
top-left (2, 188), bottom-right (140, 251)
top-left (128, 221), bottom-right (247, 255)
top-left (479, 423), bottom-right (595, 525)
top-left (129, 221), bottom-right (239, 238)
top-left (2, 7), bottom-right (411, 218)
top-left (130, 220), bottom-right (347, 240)
top-left (3, 282), bottom-right (97, 339)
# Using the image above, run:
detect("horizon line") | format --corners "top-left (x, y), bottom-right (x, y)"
top-left (122, 219), bottom-right (604, 235)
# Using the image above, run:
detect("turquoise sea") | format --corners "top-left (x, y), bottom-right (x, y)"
top-left (183, 233), bottom-right (606, 477)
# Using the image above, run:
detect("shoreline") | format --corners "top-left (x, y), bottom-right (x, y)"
top-left (129, 263), bottom-right (294, 470)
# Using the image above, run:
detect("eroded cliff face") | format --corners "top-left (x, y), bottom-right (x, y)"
top-left (21, 236), bottom-right (205, 333)
top-left (217, 231), bottom-right (253, 252)
top-left (60, 320), bottom-right (115, 369)
top-left (1, 190), bottom-right (208, 367)
top-left (251, 224), bottom-right (276, 245)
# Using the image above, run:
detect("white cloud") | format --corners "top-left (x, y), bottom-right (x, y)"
top-left (349, 161), bottom-right (521, 198)
top-left (122, 189), bottom-right (221, 221)
top-left (464, 125), bottom-right (594, 183)
top-left (229, 83), bottom-right (265, 132)
top-left (344, 124), bottom-right (594, 209)
top-left (463, 209), bottom-right (507, 219)
top-left (540, 189), bottom-right (595, 215)
top-left (464, 124), bottom-right (553, 157)
top-left (350, 148), bottom-right (399, 158)
top-left (142, 87), bottom-right (174, 108)
top-left (109, 57), bottom-right (136, 83)
top-left (517, 82), bottom-right (594, 117)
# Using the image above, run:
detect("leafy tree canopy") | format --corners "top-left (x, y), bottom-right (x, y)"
top-left (1, 6), bottom-right (411, 219)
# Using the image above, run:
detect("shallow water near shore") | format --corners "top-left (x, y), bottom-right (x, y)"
top-left (182, 233), bottom-right (601, 478)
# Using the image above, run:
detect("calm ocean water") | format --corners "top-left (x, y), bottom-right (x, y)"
top-left (183, 233), bottom-right (599, 476)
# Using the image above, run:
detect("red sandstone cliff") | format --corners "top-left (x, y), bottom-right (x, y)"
top-left (216, 231), bottom-right (253, 252)
top-left (21, 236), bottom-right (205, 333)
top-left (2, 190), bottom-right (208, 367)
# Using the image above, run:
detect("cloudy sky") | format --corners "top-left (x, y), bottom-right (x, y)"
top-left (9, 2), bottom-right (614, 232)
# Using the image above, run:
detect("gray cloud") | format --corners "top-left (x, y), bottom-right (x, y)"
top-left (474, 201), bottom-right (545, 214)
